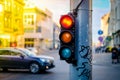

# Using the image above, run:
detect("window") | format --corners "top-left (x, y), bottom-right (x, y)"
top-left (36, 26), bottom-right (41, 32)
top-left (0, 50), bottom-right (22, 56)
top-left (115, 7), bottom-right (117, 20)
top-left (25, 38), bottom-right (34, 47)
top-left (4, 0), bottom-right (11, 11)
top-left (25, 38), bottom-right (34, 41)
top-left (4, 16), bottom-right (11, 28)
top-left (0, 50), bottom-right (11, 55)
top-left (31, 20), bottom-right (34, 25)
top-left (10, 51), bottom-right (21, 56)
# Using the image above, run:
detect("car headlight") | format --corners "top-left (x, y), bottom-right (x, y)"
top-left (40, 58), bottom-right (51, 63)
top-left (46, 59), bottom-right (50, 63)
top-left (40, 58), bottom-right (46, 62)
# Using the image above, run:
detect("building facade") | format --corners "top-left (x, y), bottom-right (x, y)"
top-left (23, 7), bottom-right (46, 49)
top-left (0, 0), bottom-right (24, 48)
top-left (39, 9), bottom-right (54, 49)
top-left (0, 0), bottom-right (58, 49)
top-left (24, 0), bottom-right (54, 50)
top-left (100, 13), bottom-right (110, 47)
top-left (53, 22), bottom-right (60, 49)
top-left (108, 0), bottom-right (120, 46)
top-left (101, 13), bottom-right (110, 38)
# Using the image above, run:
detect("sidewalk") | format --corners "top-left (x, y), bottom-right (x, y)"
top-left (93, 53), bottom-right (120, 66)
top-left (92, 53), bottom-right (120, 80)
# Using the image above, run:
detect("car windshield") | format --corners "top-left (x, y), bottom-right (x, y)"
top-left (18, 48), bottom-right (36, 57)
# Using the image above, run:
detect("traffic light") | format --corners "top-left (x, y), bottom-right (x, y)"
top-left (59, 13), bottom-right (76, 65)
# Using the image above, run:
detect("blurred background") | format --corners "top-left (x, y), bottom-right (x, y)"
top-left (0, 0), bottom-right (119, 53)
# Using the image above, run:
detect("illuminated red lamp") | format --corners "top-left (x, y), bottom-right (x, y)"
top-left (10, 42), bottom-right (17, 47)
top-left (60, 15), bottom-right (74, 29)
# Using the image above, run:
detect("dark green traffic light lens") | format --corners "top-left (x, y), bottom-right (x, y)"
top-left (61, 48), bottom-right (71, 59)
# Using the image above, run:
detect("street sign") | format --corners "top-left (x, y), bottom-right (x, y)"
top-left (98, 30), bottom-right (103, 35)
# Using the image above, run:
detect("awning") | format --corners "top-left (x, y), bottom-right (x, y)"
top-left (24, 33), bottom-right (42, 38)
top-left (112, 30), bottom-right (120, 36)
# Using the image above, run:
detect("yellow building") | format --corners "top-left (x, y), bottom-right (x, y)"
top-left (0, 0), bottom-right (24, 47)
top-left (23, 7), bottom-right (47, 48)
top-left (101, 13), bottom-right (110, 46)
top-left (24, 0), bottom-right (54, 50)
top-left (101, 13), bottom-right (110, 37)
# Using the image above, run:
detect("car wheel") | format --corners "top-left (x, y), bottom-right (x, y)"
top-left (29, 63), bottom-right (40, 74)
top-left (2, 68), bottom-right (8, 72)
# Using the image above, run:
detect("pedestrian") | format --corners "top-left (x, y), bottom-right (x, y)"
top-left (117, 44), bottom-right (120, 63)
top-left (111, 46), bottom-right (118, 64)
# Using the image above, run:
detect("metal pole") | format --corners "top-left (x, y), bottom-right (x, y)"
top-left (70, 0), bottom-right (92, 80)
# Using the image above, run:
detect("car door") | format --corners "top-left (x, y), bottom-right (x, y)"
top-left (9, 50), bottom-right (30, 69)
top-left (0, 50), bottom-right (12, 68)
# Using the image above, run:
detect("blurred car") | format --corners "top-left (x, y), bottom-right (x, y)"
top-left (0, 47), bottom-right (55, 74)
top-left (105, 47), bottom-right (112, 53)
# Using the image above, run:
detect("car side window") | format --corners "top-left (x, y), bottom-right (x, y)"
top-left (0, 50), bottom-right (11, 56)
top-left (10, 51), bottom-right (21, 56)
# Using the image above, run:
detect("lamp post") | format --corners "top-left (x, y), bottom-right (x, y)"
top-left (70, 0), bottom-right (92, 80)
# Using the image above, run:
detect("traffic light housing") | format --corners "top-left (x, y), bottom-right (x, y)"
top-left (59, 13), bottom-right (76, 65)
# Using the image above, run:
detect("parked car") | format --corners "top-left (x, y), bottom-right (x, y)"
top-left (0, 47), bottom-right (55, 74)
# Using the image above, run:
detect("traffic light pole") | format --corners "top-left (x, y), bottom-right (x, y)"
top-left (70, 0), bottom-right (92, 80)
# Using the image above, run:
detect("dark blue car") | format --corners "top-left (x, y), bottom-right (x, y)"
top-left (0, 47), bottom-right (55, 74)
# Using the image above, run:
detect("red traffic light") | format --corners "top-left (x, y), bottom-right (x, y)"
top-left (59, 13), bottom-right (76, 65)
top-left (60, 15), bottom-right (74, 29)
top-left (59, 31), bottom-right (73, 43)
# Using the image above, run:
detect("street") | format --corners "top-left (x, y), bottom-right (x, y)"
top-left (0, 50), bottom-right (120, 80)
